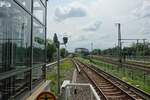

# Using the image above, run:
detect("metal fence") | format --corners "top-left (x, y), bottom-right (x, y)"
top-left (61, 80), bottom-right (101, 100)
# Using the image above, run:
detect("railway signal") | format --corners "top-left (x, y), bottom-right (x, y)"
top-left (63, 37), bottom-right (68, 45)
top-left (53, 33), bottom-right (68, 98)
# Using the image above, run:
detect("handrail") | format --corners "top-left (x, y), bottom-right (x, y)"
top-left (46, 59), bottom-right (65, 67)
top-left (0, 59), bottom-right (66, 80)
top-left (61, 81), bottom-right (101, 100)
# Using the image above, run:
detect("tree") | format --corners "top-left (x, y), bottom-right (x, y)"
top-left (47, 39), bottom-right (56, 62)
top-left (60, 48), bottom-right (68, 58)
top-left (92, 49), bottom-right (101, 55)
top-left (101, 42), bottom-right (150, 57)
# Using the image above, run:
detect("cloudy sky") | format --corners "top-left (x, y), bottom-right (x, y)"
top-left (47, 0), bottom-right (150, 52)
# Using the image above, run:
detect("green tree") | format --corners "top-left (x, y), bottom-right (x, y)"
top-left (92, 49), bottom-right (101, 55)
top-left (60, 48), bottom-right (67, 58)
top-left (47, 39), bottom-right (56, 62)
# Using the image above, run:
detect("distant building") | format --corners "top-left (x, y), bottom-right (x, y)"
top-left (75, 48), bottom-right (89, 55)
top-left (0, 0), bottom-right (48, 100)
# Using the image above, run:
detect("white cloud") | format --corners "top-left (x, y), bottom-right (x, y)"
top-left (83, 21), bottom-right (102, 32)
top-left (54, 2), bottom-right (87, 22)
top-left (133, 0), bottom-right (150, 18)
top-left (47, 0), bottom-right (150, 52)
top-left (139, 19), bottom-right (150, 35)
top-left (131, 0), bottom-right (150, 35)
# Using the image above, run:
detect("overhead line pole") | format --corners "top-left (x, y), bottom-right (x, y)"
top-left (136, 40), bottom-right (139, 58)
top-left (143, 39), bottom-right (146, 61)
top-left (116, 23), bottom-right (122, 66)
top-left (91, 42), bottom-right (93, 58)
top-left (119, 38), bottom-right (147, 60)
top-left (115, 23), bottom-right (147, 63)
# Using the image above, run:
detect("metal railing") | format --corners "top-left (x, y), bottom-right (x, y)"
top-left (0, 59), bottom-right (65, 81)
top-left (61, 80), bottom-right (101, 100)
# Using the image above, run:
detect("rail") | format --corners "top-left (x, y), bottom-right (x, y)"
top-left (46, 59), bottom-right (65, 67)
top-left (94, 56), bottom-right (150, 73)
top-left (72, 59), bottom-right (81, 73)
top-left (77, 60), bottom-right (136, 100)
top-left (90, 64), bottom-right (150, 100)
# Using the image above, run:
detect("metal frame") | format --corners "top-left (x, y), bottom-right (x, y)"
top-left (40, 0), bottom-right (46, 8)
top-left (44, 0), bottom-right (48, 80)
top-left (116, 23), bottom-right (147, 64)
top-left (61, 82), bottom-right (101, 100)
top-left (14, 0), bottom-right (46, 27)
top-left (0, 59), bottom-right (65, 83)
top-left (30, 0), bottom-right (34, 90)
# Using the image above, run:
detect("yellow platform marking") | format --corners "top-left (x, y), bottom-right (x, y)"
top-left (36, 92), bottom-right (56, 100)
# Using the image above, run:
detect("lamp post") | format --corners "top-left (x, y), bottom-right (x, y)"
top-left (53, 33), bottom-right (68, 98)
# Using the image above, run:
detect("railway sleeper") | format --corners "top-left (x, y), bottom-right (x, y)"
top-left (104, 91), bottom-right (122, 95)
top-left (76, 59), bottom-right (144, 100)
top-left (102, 88), bottom-right (118, 92)
top-left (100, 86), bottom-right (115, 89)
top-left (102, 90), bottom-right (124, 96)
top-left (99, 84), bottom-right (113, 87)
top-left (114, 85), bottom-right (141, 99)
top-left (107, 94), bottom-right (128, 99)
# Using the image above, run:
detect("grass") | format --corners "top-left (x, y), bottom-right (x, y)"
top-left (47, 71), bottom-right (57, 95)
top-left (46, 59), bottom-right (74, 96)
top-left (78, 57), bottom-right (150, 94)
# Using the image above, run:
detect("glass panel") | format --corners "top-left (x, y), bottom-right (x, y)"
top-left (33, 0), bottom-right (45, 24)
top-left (15, 0), bottom-right (31, 11)
top-left (0, 0), bottom-right (31, 73)
top-left (0, 0), bottom-right (47, 99)
top-left (32, 19), bottom-right (45, 86)
top-left (32, 66), bottom-right (43, 86)
top-left (33, 19), bottom-right (45, 64)
top-left (0, 77), bottom-right (14, 100)
top-left (14, 14), bottom-right (31, 69)
top-left (14, 71), bottom-right (30, 95)
top-left (0, 0), bottom-right (31, 99)
top-left (0, 72), bottom-right (30, 100)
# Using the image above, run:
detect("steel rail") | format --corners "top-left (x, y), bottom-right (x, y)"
top-left (89, 64), bottom-right (150, 100)
top-left (77, 58), bottom-right (150, 99)
top-left (77, 60), bottom-right (136, 100)
top-left (71, 59), bottom-right (81, 73)
top-left (94, 56), bottom-right (150, 73)
top-left (73, 60), bottom-right (108, 100)
top-left (74, 59), bottom-right (137, 100)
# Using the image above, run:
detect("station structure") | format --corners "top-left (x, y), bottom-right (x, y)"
top-left (0, 0), bottom-right (48, 99)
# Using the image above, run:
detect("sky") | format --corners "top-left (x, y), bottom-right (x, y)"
top-left (47, 0), bottom-right (150, 52)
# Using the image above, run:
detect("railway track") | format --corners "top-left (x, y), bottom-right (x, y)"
top-left (93, 56), bottom-right (150, 73)
top-left (73, 59), bottom-right (150, 100)
top-left (127, 60), bottom-right (150, 66)
top-left (125, 61), bottom-right (150, 69)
